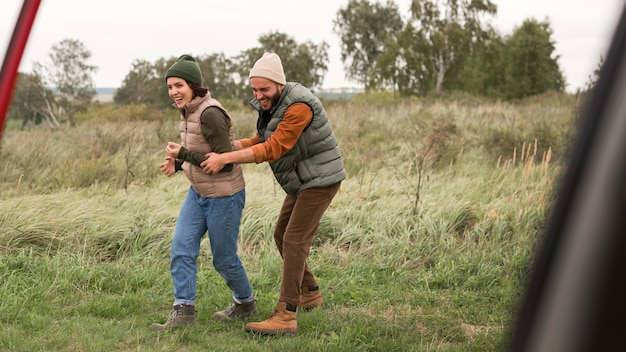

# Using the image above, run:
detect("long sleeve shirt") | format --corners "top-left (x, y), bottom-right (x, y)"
top-left (239, 103), bottom-right (313, 163)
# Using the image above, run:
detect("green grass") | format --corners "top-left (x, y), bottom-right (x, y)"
top-left (0, 92), bottom-right (577, 351)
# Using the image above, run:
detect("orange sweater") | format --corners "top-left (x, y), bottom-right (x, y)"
top-left (240, 103), bottom-right (313, 163)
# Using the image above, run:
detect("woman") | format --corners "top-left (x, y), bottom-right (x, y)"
top-left (153, 54), bottom-right (255, 330)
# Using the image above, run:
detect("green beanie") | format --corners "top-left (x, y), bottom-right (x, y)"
top-left (165, 54), bottom-right (202, 85)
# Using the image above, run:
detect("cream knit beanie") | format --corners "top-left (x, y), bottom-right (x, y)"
top-left (249, 52), bottom-right (286, 85)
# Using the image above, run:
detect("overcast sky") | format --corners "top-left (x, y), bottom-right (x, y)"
top-left (1, 0), bottom-right (624, 92)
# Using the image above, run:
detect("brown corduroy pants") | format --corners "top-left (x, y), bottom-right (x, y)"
top-left (273, 182), bottom-right (341, 307)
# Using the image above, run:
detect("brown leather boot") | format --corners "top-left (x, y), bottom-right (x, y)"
top-left (245, 302), bottom-right (297, 336)
top-left (300, 285), bottom-right (323, 311)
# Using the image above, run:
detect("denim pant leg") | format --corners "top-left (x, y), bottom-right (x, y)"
top-left (206, 189), bottom-right (253, 302)
top-left (170, 187), bottom-right (206, 306)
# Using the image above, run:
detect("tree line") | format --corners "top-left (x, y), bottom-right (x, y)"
top-left (7, 0), bottom-right (579, 129)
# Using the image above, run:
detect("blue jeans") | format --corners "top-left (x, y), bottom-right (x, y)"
top-left (170, 186), bottom-right (252, 306)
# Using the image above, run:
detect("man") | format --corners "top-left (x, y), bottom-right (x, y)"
top-left (200, 52), bottom-right (346, 335)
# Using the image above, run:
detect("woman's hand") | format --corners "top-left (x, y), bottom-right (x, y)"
top-left (165, 142), bottom-right (181, 158)
top-left (159, 156), bottom-right (176, 176)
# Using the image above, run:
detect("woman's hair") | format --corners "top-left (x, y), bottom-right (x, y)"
top-left (188, 81), bottom-right (209, 98)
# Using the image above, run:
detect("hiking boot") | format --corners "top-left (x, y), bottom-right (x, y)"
top-left (152, 304), bottom-right (195, 330)
top-left (245, 301), bottom-right (297, 336)
top-left (300, 285), bottom-right (323, 311)
top-left (213, 299), bottom-right (258, 321)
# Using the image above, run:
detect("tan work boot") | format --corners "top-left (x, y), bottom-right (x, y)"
top-left (245, 301), bottom-right (297, 336)
top-left (213, 299), bottom-right (257, 321)
top-left (152, 304), bottom-right (195, 330)
top-left (300, 285), bottom-right (323, 311)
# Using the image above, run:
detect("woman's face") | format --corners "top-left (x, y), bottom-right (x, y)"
top-left (167, 77), bottom-right (193, 109)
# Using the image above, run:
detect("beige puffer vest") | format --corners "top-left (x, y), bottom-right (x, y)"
top-left (179, 94), bottom-right (245, 198)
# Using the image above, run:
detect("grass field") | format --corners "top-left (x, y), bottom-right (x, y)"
top-left (0, 92), bottom-right (581, 351)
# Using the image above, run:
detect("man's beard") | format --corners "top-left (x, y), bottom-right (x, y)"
top-left (271, 94), bottom-right (280, 108)
top-left (262, 92), bottom-right (281, 111)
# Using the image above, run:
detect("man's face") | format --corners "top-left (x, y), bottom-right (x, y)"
top-left (250, 77), bottom-right (284, 111)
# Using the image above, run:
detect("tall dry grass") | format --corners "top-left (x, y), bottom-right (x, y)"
top-left (0, 92), bottom-right (581, 351)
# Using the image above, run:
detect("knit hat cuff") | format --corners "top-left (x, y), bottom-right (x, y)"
top-left (167, 68), bottom-right (198, 83)
top-left (249, 67), bottom-right (287, 85)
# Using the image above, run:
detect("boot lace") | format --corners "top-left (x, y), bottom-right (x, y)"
top-left (165, 306), bottom-right (183, 323)
top-left (223, 305), bottom-right (236, 316)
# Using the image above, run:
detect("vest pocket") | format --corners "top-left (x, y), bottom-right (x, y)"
top-left (293, 161), bottom-right (304, 183)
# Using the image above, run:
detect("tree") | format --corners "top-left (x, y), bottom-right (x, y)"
top-left (409, 0), bottom-right (497, 93)
top-left (583, 55), bottom-right (604, 93)
top-left (502, 18), bottom-right (565, 99)
top-left (334, 0), bottom-right (403, 90)
top-left (34, 38), bottom-right (97, 126)
top-left (197, 53), bottom-right (241, 100)
top-left (113, 32), bottom-right (327, 107)
top-left (7, 72), bottom-right (59, 129)
top-left (373, 21), bottom-right (434, 95)
top-left (235, 31), bottom-right (329, 95)
top-left (114, 59), bottom-right (158, 105)
top-left (114, 58), bottom-right (171, 107)
top-left (153, 57), bottom-right (181, 107)
top-left (116, 55), bottom-right (243, 108)
top-left (443, 27), bottom-right (506, 97)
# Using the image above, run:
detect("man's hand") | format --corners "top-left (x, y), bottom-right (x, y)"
top-left (201, 152), bottom-right (226, 174)
top-left (159, 156), bottom-right (176, 176)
